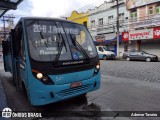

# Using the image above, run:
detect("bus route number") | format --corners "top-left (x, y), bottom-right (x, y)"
top-left (33, 25), bottom-right (46, 33)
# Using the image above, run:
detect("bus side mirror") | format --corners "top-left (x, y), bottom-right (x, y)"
top-left (2, 41), bottom-right (10, 55)
top-left (11, 29), bottom-right (15, 41)
top-left (11, 29), bottom-right (18, 57)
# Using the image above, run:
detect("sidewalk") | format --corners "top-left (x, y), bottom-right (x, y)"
top-left (0, 75), bottom-right (8, 108)
top-left (0, 60), bottom-right (9, 119)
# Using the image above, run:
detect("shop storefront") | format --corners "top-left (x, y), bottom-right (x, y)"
top-left (122, 27), bottom-right (160, 57)
top-left (94, 33), bottom-right (122, 55)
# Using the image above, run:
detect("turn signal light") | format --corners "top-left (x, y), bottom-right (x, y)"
top-left (93, 62), bottom-right (100, 76)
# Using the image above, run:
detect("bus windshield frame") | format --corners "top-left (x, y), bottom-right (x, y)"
top-left (25, 19), bottom-right (97, 62)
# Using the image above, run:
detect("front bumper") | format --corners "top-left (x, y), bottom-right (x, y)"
top-left (151, 57), bottom-right (158, 61)
top-left (29, 72), bottom-right (101, 106)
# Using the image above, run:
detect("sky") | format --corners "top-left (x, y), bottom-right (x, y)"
top-left (7, 0), bottom-right (110, 18)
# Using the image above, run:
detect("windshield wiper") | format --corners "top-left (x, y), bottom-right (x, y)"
top-left (69, 33), bottom-right (90, 60)
top-left (53, 36), bottom-right (67, 66)
top-left (53, 22), bottom-right (68, 65)
top-left (53, 35), bottom-right (67, 65)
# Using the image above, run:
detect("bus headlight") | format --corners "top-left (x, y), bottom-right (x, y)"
top-left (32, 70), bottom-right (54, 85)
top-left (96, 64), bottom-right (100, 69)
top-left (93, 63), bottom-right (100, 76)
top-left (37, 73), bottom-right (43, 79)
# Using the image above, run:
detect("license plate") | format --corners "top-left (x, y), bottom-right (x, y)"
top-left (70, 82), bottom-right (82, 88)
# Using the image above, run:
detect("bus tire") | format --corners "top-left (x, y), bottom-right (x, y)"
top-left (22, 82), bottom-right (27, 96)
top-left (80, 93), bottom-right (87, 98)
top-left (11, 74), bottom-right (16, 86)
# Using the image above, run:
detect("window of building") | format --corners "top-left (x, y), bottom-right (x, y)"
top-left (156, 3), bottom-right (160, 14)
top-left (108, 16), bottom-right (113, 24)
top-left (119, 13), bottom-right (124, 20)
top-left (119, 13), bottom-right (124, 25)
top-left (98, 18), bottom-right (103, 26)
top-left (130, 9), bottom-right (137, 21)
top-left (148, 6), bottom-right (153, 15)
top-left (130, 11), bottom-right (137, 18)
top-left (83, 21), bottom-right (87, 27)
top-left (91, 20), bottom-right (95, 27)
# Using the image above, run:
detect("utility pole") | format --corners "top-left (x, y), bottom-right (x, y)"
top-left (1, 14), bottom-right (15, 40)
top-left (116, 0), bottom-right (119, 58)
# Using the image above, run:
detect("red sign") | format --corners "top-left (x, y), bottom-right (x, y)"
top-left (95, 35), bottom-right (105, 42)
top-left (129, 29), bottom-right (153, 40)
top-left (122, 32), bottom-right (129, 41)
top-left (70, 82), bottom-right (82, 88)
top-left (153, 27), bottom-right (160, 39)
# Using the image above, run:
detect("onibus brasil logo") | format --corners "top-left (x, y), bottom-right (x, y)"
top-left (2, 107), bottom-right (42, 118)
top-left (2, 108), bottom-right (12, 118)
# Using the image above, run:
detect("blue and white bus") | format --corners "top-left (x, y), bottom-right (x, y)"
top-left (2, 17), bottom-right (101, 106)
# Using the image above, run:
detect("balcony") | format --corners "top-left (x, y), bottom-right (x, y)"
top-left (97, 25), bottom-right (114, 34)
top-left (129, 14), bottom-right (160, 29)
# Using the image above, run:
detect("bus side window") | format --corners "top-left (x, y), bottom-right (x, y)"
top-left (20, 34), bottom-right (25, 61)
top-left (15, 23), bottom-right (23, 58)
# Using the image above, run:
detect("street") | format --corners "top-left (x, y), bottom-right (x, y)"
top-left (0, 60), bottom-right (160, 120)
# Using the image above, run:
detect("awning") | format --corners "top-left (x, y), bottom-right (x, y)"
top-left (94, 34), bottom-right (122, 45)
top-left (0, 0), bottom-right (23, 18)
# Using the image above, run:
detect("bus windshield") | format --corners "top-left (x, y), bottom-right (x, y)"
top-left (25, 19), bottom-right (97, 62)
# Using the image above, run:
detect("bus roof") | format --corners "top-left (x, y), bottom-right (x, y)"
top-left (20, 17), bottom-right (82, 25)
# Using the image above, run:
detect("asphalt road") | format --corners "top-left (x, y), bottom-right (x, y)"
top-left (0, 60), bottom-right (160, 120)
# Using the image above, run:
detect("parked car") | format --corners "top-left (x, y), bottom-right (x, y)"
top-left (122, 51), bottom-right (158, 62)
top-left (96, 46), bottom-right (116, 60)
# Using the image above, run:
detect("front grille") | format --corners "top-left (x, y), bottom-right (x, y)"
top-left (56, 84), bottom-right (92, 97)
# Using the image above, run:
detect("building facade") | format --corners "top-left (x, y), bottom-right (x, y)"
top-left (88, 0), bottom-right (129, 56)
top-left (123, 0), bottom-right (160, 58)
top-left (67, 11), bottom-right (89, 27)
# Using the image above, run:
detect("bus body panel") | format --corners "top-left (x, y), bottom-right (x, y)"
top-left (3, 17), bottom-right (101, 106)
top-left (48, 69), bottom-right (95, 85)
top-left (28, 69), bottom-right (101, 106)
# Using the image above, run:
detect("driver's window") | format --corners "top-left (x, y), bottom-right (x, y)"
top-left (76, 30), bottom-right (88, 50)
top-left (76, 31), bottom-right (85, 44)
top-left (98, 47), bottom-right (103, 52)
top-left (15, 23), bottom-right (23, 58)
top-left (20, 34), bottom-right (26, 60)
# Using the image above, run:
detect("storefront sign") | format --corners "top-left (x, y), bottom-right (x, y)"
top-left (95, 35), bottom-right (105, 42)
top-left (97, 27), bottom-right (114, 34)
top-left (122, 27), bottom-right (160, 41)
top-left (122, 32), bottom-right (129, 41)
top-left (153, 27), bottom-right (160, 39)
top-left (95, 33), bottom-right (117, 42)
top-left (129, 29), bottom-right (153, 40)
top-left (126, 0), bottom-right (160, 9)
